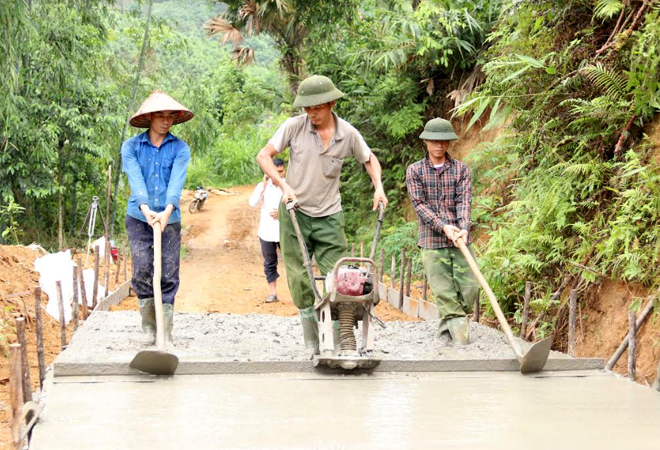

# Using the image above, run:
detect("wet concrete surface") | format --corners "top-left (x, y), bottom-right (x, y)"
top-left (54, 312), bottom-right (604, 376)
top-left (32, 371), bottom-right (660, 450)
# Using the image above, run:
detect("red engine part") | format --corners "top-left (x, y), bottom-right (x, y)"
top-left (336, 267), bottom-right (366, 296)
top-left (110, 246), bottom-right (119, 262)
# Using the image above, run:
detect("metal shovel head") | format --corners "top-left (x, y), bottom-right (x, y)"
top-left (130, 349), bottom-right (179, 375)
top-left (519, 337), bottom-right (552, 374)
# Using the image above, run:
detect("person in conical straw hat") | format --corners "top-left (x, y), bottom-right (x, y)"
top-left (405, 118), bottom-right (480, 346)
top-left (256, 75), bottom-right (389, 358)
top-left (121, 90), bottom-right (194, 348)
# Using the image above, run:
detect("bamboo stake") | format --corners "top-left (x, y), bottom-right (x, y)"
top-left (56, 280), bottom-right (66, 349)
top-left (390, 255), bottom-right (395, 289)
top-left (398, 248), bottom-right (406, 309)
top-left (93, 245), bottom-right (100, 311)
top-left (605, 297), bottom-right (655, 370)
top-left (405, 257), bottom-right (412, 297)
top-left (123, 247), bottom-right (128, 282)
top-left (628, 311), bottom-right (637, 382)
top-left (72, 265), bottom-right (79, 332)
top-left (9, 344), bottom-right (23, 450)
top-left (379, 249), bottom-right (384, 283)
top-left (34, 288), bottom-right (46, 389)
top-left (521, 281), bottom-right (531, 339)
top-left (77, 257), bottom-right (89, 319)
top-left (15, 317), bottom-right (32, 402)
top-left (568, 288), bottom-right (577, 356)
top-left (360, 241), bottom-right (364, 258)
top-left (115, 249), bottom-right (122, 285)
top-left (104, 238), bottom-right (111, 297)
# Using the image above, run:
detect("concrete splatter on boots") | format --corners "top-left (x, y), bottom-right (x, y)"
top-left (138, 297), bottom-right (156, 345)
top-left (447, 317), bottom-right (469, 346)
top-left (299, 306), bottom-right (319, 359)
top-left (437, 319), bottom-right (450, 339)
top-left (163, 303), bottom-right (174, 348)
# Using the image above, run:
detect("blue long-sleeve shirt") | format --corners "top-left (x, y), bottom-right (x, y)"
top-left (121, 131), bottom-right (190, 224)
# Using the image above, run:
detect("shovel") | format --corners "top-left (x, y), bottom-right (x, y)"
top-left (129, 222), bottom-right (179, 375)
top-left (455, 237), bottom-right (551, 374)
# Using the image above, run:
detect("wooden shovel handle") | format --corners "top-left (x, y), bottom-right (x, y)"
top-left (153, 222), bottom-right (165, 350)
top-left (454, 237), bottom-right (523, 359)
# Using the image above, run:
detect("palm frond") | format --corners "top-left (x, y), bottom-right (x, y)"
top-left (205, 17), bottom-right (244, 45)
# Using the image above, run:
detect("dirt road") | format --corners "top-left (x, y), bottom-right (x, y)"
top-left (173, 186), bottom-right (411, 321)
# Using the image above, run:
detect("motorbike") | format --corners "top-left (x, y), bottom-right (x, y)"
top-left (188, 186), bottom-right (209, 213)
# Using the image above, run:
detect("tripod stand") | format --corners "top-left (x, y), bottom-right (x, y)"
top-left (79, 196), bottom-right (107, 263)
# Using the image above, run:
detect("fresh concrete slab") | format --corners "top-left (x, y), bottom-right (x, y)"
top-left (31, 371), bottom-right (660, 450)
top-left (53, 312), bottom-right (602, 376)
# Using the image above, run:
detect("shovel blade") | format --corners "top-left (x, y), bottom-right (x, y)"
top-left (130, 349), bottom-right (179, 375)
top-left (519, 337), bottom-right (552, 374)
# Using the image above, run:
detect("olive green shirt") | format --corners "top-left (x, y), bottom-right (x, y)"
top-left (269, 113), bottom-right (372, 217)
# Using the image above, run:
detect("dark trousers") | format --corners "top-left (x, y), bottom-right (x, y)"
top-left (259, 237), bottom-right (280, 283)
top-left (126, 215), bottom-right (181, 305)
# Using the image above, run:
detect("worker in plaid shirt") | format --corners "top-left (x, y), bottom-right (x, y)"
top-left (406, 118), bottom-right (480, 345)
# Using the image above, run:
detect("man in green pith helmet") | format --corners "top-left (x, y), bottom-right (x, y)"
top-left (256, 75), bottom-right (388, 357)
top-left (405, 118), bottom-right (480, 345)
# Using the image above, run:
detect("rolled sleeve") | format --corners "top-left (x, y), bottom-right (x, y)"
top-left (268, 118), bottom-right (295, 153)
top-left (122, 139), bottom-right (149, 207)
top-left (165, 144), bottom-right (191, 210)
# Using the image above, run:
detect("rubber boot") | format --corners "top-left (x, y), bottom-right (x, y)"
top-left (162, 303), bottom-right (174, 349)
top-left (448, 316), bottom-right (469, 346)
top-left (300, 306), bottom-right (319, 359)
top-left (138, 297), bottom-right (156, 345)
top-left (437, 319), bottom-right (450, 338)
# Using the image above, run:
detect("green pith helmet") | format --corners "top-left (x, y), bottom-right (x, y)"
top-left (293, 75), bottom-right (344, 108)
top-left (419, 118), bottom-right (458, 141)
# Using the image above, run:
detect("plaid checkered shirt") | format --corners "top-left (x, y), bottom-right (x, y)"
top-left (406, 154), bottom-right (473, 249)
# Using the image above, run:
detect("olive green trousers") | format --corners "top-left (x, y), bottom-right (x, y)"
top-left (279, 204), bottom-right (347, 309)
top-left (421, 246), bottom-right (480, 320)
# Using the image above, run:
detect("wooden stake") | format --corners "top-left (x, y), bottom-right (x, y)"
top-left (628, 311), bottom-right (637, 382)
top-left (390, 255), bottom-right (396, 289)
top-left (77, 257), bottom-right (89, 319)
top-left (15, 317), bottom-right (32, 402)
top-left (72, 264), bottom-right (79, 332)
top-left (115, 249), bottom-right (122, 285)
top-left (34, 288), bottom-right (46, 389)
top-left (379, 249), bottom-right (384, 283)
top-left (104, 238), bottom-right (111, 297)
top-left (9, 344), bottom-right (23, 450)
top-left (56, 280), bottom-right (66, 349)
top-left (398, 248), bottom-right (406, 309)
top-left (606, 297), bottom-right (655, 370)
top-left (123, 247), bottom-right (128, 282)
top-left (405, 257), bottom-right (412, 297)
top-left (568, 288), bottom-right (577, 356)
top-left (521, 281), bottom-right (531, 339)
top-left (93, 245), bottom-right (100, 311)
top-left (360, 241), bottom-right (364, 258)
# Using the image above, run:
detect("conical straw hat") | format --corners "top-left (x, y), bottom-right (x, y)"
top-left (129, 90), bottom-right (194, 128)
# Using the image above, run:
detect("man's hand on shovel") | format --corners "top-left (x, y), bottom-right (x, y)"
top-left (442, 224), bottom-right (467, 246)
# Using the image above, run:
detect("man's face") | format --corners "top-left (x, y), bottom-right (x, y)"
top-left (149, 111), bottom-right (178, 135)
top-left (424, 139), bottom-right (450, 159)
top-left (276, 165), bottom-right (286, 178)
top-left (303, 102), bottom-right (334, 126)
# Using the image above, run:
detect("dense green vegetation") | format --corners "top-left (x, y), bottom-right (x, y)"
top-left (2, 0), bottom-right (659, 338)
